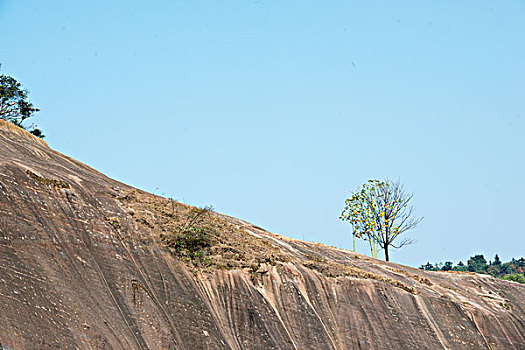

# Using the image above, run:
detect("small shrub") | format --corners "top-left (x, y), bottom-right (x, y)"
top-left (167, 227), bottom-right (210, 254)
top-left (161, 206), bottom-right (215, 265)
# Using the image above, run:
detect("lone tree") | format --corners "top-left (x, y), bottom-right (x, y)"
top-left (0, 64), bottom-right (43, 138)
top-left (340, 179), bottom-right (422, 261)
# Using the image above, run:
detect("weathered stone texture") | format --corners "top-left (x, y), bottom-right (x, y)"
top-left (0, 120), bottom-right (524, 349)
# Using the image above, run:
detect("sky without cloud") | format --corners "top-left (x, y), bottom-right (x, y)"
top-left (1, 0), bottom-right (524, 267)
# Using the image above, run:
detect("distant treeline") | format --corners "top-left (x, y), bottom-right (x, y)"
top-left (419, 254), bottom-right (525, 284)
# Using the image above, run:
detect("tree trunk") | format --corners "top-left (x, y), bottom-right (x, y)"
top-left (385, 245), bottom-right (390, 261)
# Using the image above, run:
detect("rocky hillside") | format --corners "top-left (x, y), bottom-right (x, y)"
top-left (0, 119), bottom-right (524, 349)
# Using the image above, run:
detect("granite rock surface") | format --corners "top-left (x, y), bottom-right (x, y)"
top-left (0, 120), bottom-right (524, 349)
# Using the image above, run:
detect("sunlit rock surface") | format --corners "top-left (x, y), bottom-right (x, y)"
top-left (0, 119), bottom-right (524, 349)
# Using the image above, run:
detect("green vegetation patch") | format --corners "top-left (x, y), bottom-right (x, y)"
top-left (160, 207), bottom-right (215, 265)
top-left (502, 274), bottom-right (525, 284)
top-left (420, 254), bottom-right (525, 285)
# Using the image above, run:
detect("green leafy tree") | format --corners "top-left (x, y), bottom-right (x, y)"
top-left (340, 179), bottom-right (423, 261)
top-left (487, 264), bottom-right (501, 276)
top-left (420, 262), bottom-right (437, 271)
top-left (0, 64), bottom-right (43, 138)
top-left (493, 254), bottom-right (502, 266)
top-left (419, 255), bottom-right (524, 281)
top-left (487, 254), bottom-right (503, 276)
top-left (467, 255), bottom-right (488, 273)
top-left (442, 261), bottom-right (453, 271)
top-left (454, 261), bottom-right (468, 272)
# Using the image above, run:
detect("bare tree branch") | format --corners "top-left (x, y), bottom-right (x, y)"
top-left (340, 179), bottom-right (423, 261)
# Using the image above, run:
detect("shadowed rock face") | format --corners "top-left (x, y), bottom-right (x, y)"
top-left (0, 120), bottom-right (524, 350)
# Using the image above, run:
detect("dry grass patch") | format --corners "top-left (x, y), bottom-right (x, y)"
top-left (303, 257), bottom-right (418, 294)
top-left (385, 267), bottom-right (433, 286)
top-left (115, 190), bottom-right (290, 272)
top-left (26, 169), bottom-right (69, 189)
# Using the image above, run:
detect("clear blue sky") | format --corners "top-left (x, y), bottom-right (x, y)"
top-left (1, 1), bottom-right (524, 267)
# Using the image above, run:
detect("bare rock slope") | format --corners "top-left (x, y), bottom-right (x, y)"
top-left (0, 120), bottom-right (524, 349)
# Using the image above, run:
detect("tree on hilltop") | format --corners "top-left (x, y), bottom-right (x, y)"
top-left (492, 254), bottom-right (501, 266)
top-left (0, 64), bottom-right (44, 138)
top-left (467, 255), bottom-right (488, 273)
top-left (340, 179), bottom-right (423, 261)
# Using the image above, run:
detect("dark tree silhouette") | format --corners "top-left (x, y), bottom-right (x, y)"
top-left (0, 64), bottom-right (43, 138)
